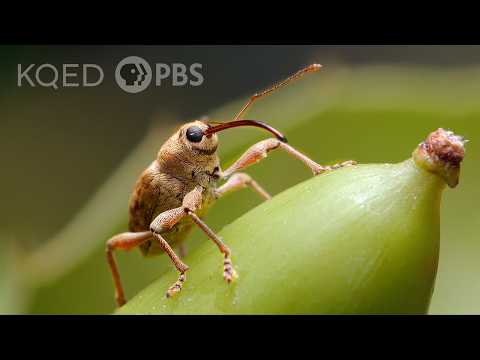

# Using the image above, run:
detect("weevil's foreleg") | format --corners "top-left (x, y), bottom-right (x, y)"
top-left (106, 231), bottom-right (152, 307)
top-left (222, 138), bottom-right (356, 178)
top-left (150, 207), bottom-right (190, 298)
top-left (187, 211), bottom-right (238, 283)
top-left (151, 232), bottom-right (189, 298)
top-left (148, 185), bottom-right (204, 298)
top-left (215, 172), bottom-right (271, 201)
top-left (150, 185), bottom-right (238, 296)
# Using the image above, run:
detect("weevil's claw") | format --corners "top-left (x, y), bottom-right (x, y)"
top-left (223, 255), bottom-right (238, 283)
top-left (338, 160), bottom-right (357, 168)
top-left (313, 160), bottom-right (357, 176)
top-left (165, 272), bottom-right (186, 298)
top-left (165, 289), bottom-right (177, 298)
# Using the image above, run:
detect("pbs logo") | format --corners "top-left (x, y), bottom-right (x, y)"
top-left (115, 56), bottom-right (152, 94)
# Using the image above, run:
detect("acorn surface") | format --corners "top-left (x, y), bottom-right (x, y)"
top-left (117, 129), bottom-right (465, 314)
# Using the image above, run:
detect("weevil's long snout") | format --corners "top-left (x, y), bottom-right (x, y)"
top-left (203, 120), bottom-right (288, 143)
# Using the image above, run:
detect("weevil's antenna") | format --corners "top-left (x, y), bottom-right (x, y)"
top-left (204, 119), bottom-right (288, 143)
top-left (231, 63), bottom-right (322, 122)
top-left (204, 64), bottom-right (322, 143)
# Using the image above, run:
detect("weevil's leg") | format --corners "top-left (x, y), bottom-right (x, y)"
top-left (106, 231), bottom-right (152, 307)
top-left (215, 172), bottom-right (271, 201)
top-left (149, 185), bottom-right (204, 298)
top-left (150, 207), bottom-right (190, 298)
top-left (222, 138), bottom-right (356, 178)
top-left (151, 232), bottom-right (189, 298)
top-left (150, 206), bottom-right (186, 235)
top-left (187, 211), bottom-right (238, 283)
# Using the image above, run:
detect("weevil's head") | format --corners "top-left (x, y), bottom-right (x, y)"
top-left (176, 120), bottom-right (220, 157)
top-left (158, 120), bottom-right (220, 178)
top-left (158, 118), bottom-right (288, 178)
top-left (170, 119), bottom-right (288, 159)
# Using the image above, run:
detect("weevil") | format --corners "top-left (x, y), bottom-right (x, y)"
top-left (106, 64), bottom-right (356, 307)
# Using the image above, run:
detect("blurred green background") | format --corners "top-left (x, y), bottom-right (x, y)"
top-left (1, 45), bottom-right (479, 314)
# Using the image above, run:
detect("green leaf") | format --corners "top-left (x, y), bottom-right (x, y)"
top-left (118, 159), bottom-right (445, 314)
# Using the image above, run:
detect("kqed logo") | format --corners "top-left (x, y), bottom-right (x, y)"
top-left (17, 56), bottom-right (204, 92)
top-left (115, 56), bottom-right (152, 93)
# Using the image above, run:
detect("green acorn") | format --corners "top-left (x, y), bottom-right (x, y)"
top-left (117, 128), bottom-right (466, 315)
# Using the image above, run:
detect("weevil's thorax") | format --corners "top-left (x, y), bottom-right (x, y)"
top-left (157, 120), bottom-right (221, 190)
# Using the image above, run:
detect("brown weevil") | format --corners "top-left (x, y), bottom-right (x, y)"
top-left (106, 64), bottom-right (356, 307)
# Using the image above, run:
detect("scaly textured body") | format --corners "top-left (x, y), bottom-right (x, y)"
top-left (128, 124), bottom-right (221, 256)
top-left (128, 161), bottom-right (217, 256)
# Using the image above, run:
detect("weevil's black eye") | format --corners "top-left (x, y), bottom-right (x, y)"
top-left (186, 126), bottom-right (204, 143)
